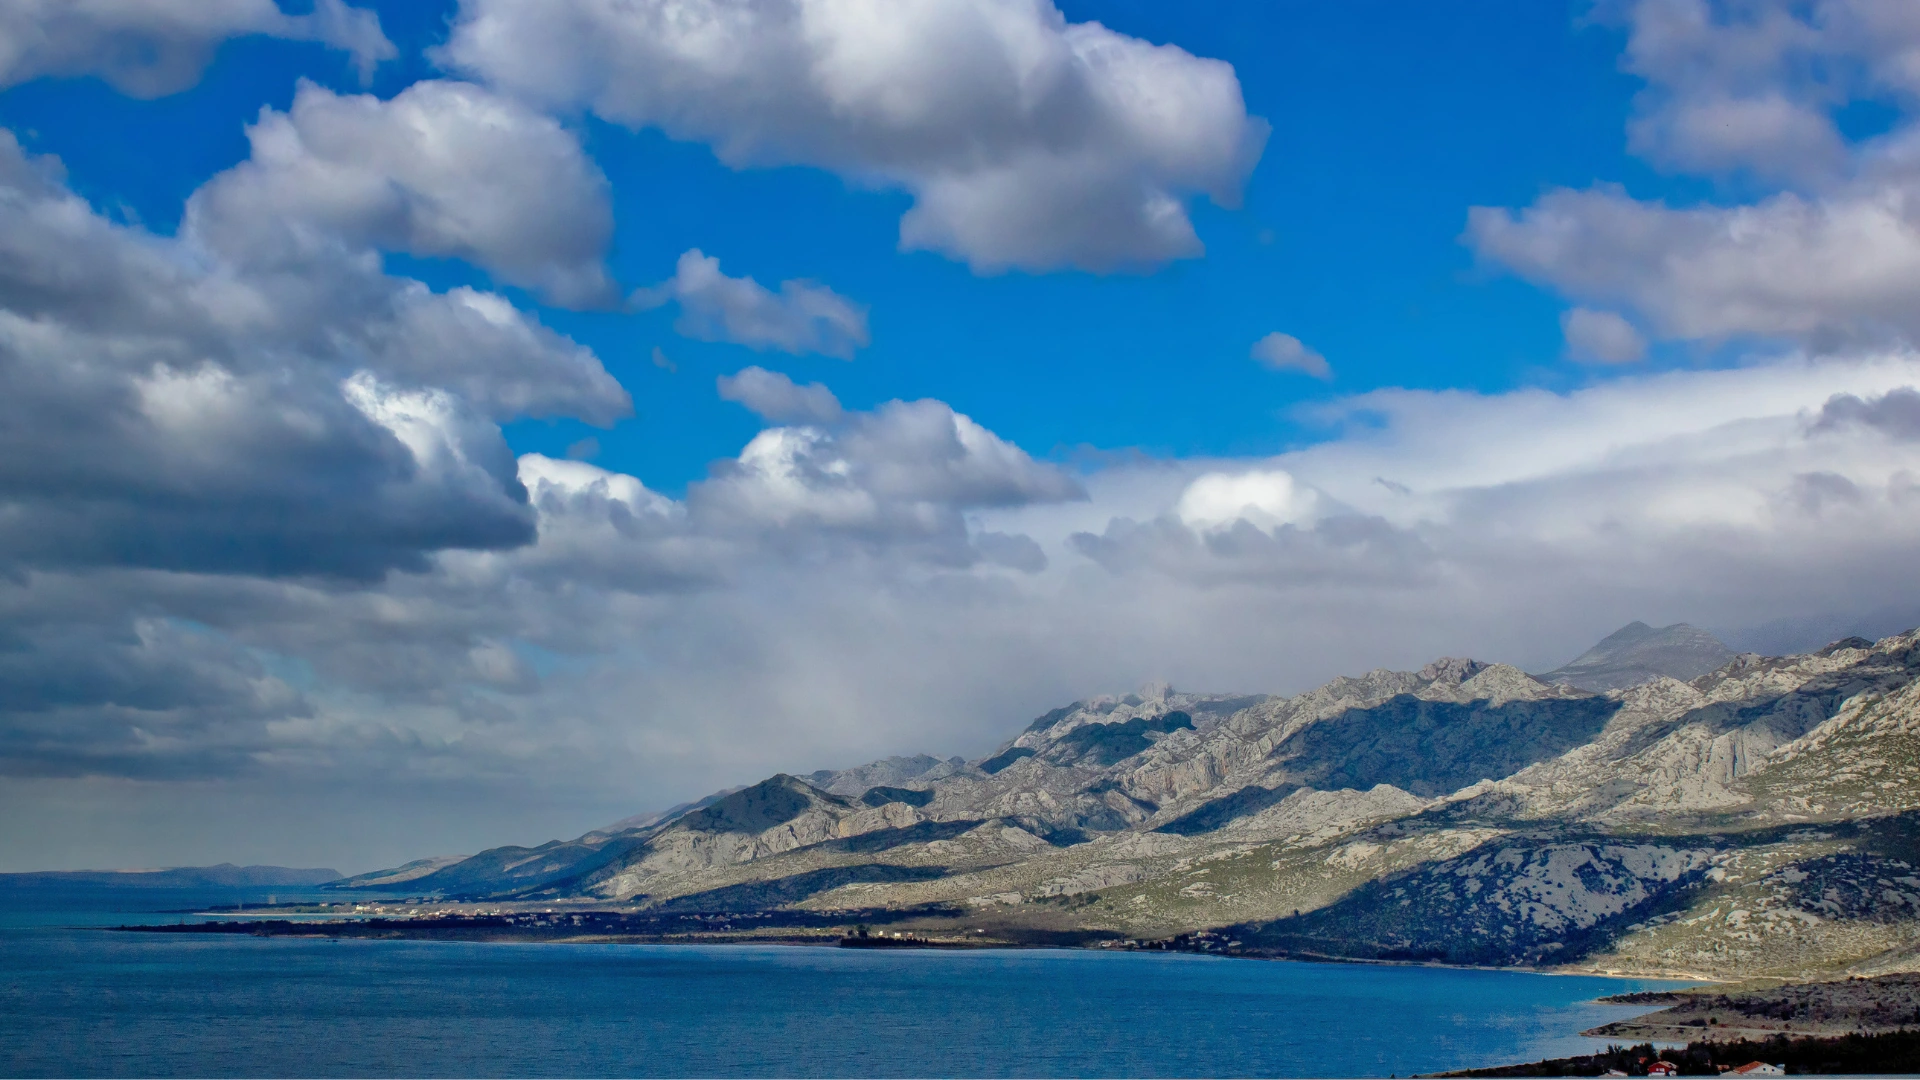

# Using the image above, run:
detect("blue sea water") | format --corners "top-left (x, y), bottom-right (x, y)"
top-left (0, 888), bottom-right (1687, 1078)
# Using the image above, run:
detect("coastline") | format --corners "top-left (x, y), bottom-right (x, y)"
top-left (112, 909), bottom-right (1717, 983)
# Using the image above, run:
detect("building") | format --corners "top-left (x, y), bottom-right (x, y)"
top-left (1646, 1062), bottom-right (1677, 1076)
top-left (1726, 1062), bottom-right (1784, 1076)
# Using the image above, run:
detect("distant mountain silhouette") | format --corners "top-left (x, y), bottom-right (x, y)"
top-left (1536, 621), bottom-right (1735, 691)
top-left (0, 864), bottom-right (341, 888)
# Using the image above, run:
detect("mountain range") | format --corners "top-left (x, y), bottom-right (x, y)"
top-left (338, 621), bottom-right (1920, 981)
top-left (1, 864), bottom-right (342, 889)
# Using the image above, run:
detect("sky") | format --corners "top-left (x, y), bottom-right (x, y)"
top-left (5, 0), bottom-right (1920, 873)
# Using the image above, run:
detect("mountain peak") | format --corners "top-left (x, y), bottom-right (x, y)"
top-left (1599, 620), bottom-right (1655, 642)
top-left (677, 773), bottom-right (853, 835)
top-left (1419, 657), bottom-right (1489, 684)
top-left (1537, 621), bottom-right (1734, 692)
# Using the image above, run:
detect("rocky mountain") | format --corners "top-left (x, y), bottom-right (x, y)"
top-left (801, 754), bottom-right (967, 796)
top-left (327, 857), bottom-right (467, 889)
top-left (344, 621), bottom-right (1920, 981)
top-left (1536, 621), bottom-right (1736, 691)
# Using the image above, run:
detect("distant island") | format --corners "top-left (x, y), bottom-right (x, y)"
top-left (3, 864), bottom-right (341, 889)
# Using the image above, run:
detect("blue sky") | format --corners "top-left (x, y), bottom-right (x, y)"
top-left (7, 0), bottom-right (1920, 871)
top-left (0, 0), bottom-right (1668, 491)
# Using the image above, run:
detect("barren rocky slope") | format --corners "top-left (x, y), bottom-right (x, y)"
top-left (353, 624), bottom-right (1920, 981)
top-left (1536, 621), bottom-right (1736, 692)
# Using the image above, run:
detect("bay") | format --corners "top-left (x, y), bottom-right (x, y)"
top-left (0, 889), bottom-right (1686, 1078)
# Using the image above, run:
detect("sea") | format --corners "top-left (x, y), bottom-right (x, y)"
top-left (0, 885), bottom-right (1690, 1078)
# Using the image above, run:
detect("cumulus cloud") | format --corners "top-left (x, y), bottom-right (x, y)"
top-left (718, 366), bottom-right (844, 425)
top-left (0, 0), bottom-right (394, 97)
top-left (188, 79), bottom-right (618, 307)
top-left (507, 454), bottom-right (708, 592)
top-left (0, 356), bottom-right (534, 580)
top-left (1471, 0), bottom-right (1920, 354)
top-left (1174, 469), bottom-right (1324, 531)
top-left (973, 530), bottom-right (1048, 573)
top-left (1601, 0), bottom-right (1920, 185)
top-left (1251, 332), bottom-right (1332, 378)
top-left (357, 285), bottom-right (631, 424)
top-left (0, 125), bottom-right (626, 580)
top-left (1812, 385), bottom-right (1920, 440)
top-left (1561, 307), bottom-right (1648, 363)
top-left (1469, 178), bottom-right (1920, 347)
top-left (638, 250), bottom-right (869, 358)
top-left (438, 0), bottom-right (1267, 273)
top-left (692, 397), bottom-right (1085, 557)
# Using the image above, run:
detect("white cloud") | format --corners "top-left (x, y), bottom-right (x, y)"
top-left (0, 0), bottom-right (394, 97)
top-left (362, 285), bottom-right (630, 424)
top-left (1561, 307), bottom-right (1648, 363)
top-left (1813, 385), bottom-right (1920, 440)
top-left (1174, 470), bottom-right (1323, 532)
top-left (438, 0), bottom-right (1267, 273)
top-left (1469, 174), bottom-right (1920, 347)
top-left (0, 123), bottom-right (627, 580)
top-left (1602, 0), bottom-right (1920, 185)
top-left (1471, 1), bottom-right (1920, 354)
top-left (718, 366), bottom-right (844, 425)
top-left (1629, 91), bottom-right (1847, 185)
top-left (692, 397), bottom-right (1085, 548)
top-left (188, 79), bottom-right (618, 308)
top-left (638, 250), bottom-right (869, 359)
top-left (1251, 331), bottom-right (1332, 378)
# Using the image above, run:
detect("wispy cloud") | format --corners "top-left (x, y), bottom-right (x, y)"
top-left (636, 250), bottom-right (869, 359)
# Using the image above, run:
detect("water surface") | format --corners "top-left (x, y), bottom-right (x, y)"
top-left (0, 889), bottom-right (1684, 1078)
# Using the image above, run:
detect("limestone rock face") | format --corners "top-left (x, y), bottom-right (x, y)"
top-left (358, 624), bottom-right (1920, 980)
top-left (1249, 838), bottom-right (1719, 966)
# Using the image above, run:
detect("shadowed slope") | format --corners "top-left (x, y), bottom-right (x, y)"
top-left (1539, 621), bottom-right (1734, 691)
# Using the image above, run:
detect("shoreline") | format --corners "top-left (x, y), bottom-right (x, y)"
top-left (107, 911), bottom-right (1714, 983)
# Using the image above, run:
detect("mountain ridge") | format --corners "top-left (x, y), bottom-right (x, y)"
top-left (335, 621), bottom-right (1920, 983)
top-left (1535, 621), bottom-right (1736, 692)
